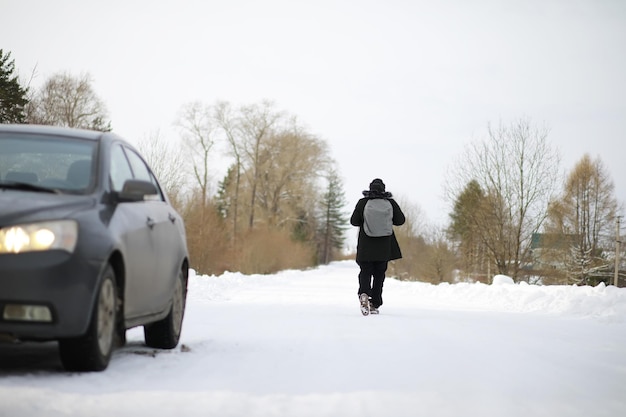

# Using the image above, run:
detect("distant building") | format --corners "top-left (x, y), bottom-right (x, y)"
top-left (530, 232), bottom-right (624, 286)
top-left (529, 233), bottom-right (578, 271)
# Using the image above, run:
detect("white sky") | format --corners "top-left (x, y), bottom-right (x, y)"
top-left (2, 0), bottom-right (626, 225)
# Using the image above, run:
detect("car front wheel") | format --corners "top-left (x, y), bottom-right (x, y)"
top-left (59, 264), bottom-right (117, 372)
top-left (144, 268), bottom-right (186, 349)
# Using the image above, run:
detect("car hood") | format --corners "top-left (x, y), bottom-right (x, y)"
top-left (0, 190), bottom-right (97, 225)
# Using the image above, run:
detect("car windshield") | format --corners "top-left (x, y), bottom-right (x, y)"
top-left (0, 133), bottom-right (98, 194)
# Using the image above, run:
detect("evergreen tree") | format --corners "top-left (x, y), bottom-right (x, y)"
top-left (0, 49), bottom-right (29, 124)
top-left (448, 180), bottom-right (490, 280)
top-left (318, 170), bottom-right (349, 264)
top-left (566, 245), bottom-right (593, 285)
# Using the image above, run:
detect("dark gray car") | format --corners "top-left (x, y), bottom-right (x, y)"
top-left (0, 125), bottom-right (189, 371)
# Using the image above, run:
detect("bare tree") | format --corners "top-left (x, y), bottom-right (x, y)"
top-left (214, 101), bottom-right (242, 241)
top-left (177, 99), bottom-right (342, 273)
top-left (175, 101), bottom-right (217, 207)
top-left (238, 101), bottom-right (282, 230)
top-left (174, 102), bottom-right (222, 275)
top-left (388, 197), bottom-right (428, 280)
top-left (26, 71), bottom-right (110, 131)
top-left (213, 101), bottom-right (289, 235)
top-left (446, 118), bottom-right (560, 281)
top-left (136, 129), bottom-right (188, 208)
top-left (424, 226), bottom-right (458, 283)
top-left (547, 154), bottom-right (620, 284)
top-left (255, 128), bottom-right (329, 228)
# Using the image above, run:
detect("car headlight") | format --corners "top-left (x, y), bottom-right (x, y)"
top-left (0, 220), bottom-right (78, 254)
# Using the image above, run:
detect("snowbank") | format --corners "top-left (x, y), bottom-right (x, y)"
top-left (190, 261), bottom-right (626, 322)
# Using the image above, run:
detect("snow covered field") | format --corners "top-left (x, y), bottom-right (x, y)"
top-left (1, 261), bottom-right (626, 417)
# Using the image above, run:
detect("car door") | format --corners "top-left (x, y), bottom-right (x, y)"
top-left (122, 147), bottom-right (180, 316)
top-left (109, 143), bottom-right (159, 319)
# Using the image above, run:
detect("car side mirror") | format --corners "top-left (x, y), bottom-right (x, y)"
top-left (115, 179), bottom-right (158, 202)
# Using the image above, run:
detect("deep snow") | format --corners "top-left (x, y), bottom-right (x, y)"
top-left (1, 261), bottom-right (625, 417)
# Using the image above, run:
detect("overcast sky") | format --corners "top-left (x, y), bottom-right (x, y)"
top-left (3, 0), bottom-right (625, 226)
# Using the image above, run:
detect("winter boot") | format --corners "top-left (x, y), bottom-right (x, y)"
top-left (359, 293), bottom-right (370, 316)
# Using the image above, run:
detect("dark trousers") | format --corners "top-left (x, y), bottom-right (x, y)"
top-left (357, 260), bottom-right (388, 308)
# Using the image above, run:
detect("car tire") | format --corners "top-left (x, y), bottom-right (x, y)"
top-left (144, 269), bottom-right (186, 349)
top-left (59, 265), bottom-right (117, 372)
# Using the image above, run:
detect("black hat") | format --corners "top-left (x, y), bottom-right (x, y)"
top-left (369, 178), bottom-right (385, 192)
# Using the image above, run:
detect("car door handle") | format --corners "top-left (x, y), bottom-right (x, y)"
top-left (168, 213), bottom-right (176, 224)
top-left (146, 216), bottom-right (155, 229)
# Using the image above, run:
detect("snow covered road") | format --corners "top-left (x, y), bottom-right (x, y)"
top-left (1, 261), bottom-right (626, 417)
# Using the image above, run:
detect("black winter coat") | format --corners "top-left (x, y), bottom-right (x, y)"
top-left (350, 196), bottom-right (405, 262)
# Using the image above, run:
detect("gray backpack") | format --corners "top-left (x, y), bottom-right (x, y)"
top-left (363, 198), bottom-right (393, 237)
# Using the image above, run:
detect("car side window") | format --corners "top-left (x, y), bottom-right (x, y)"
top-left (124, 148), bottom-right (152, 182)
top-left (110, 144), bottom-right (134, 192)
top-left (123, 147), bottom-right (165, 202)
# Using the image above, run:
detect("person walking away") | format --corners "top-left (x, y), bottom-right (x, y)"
top-left (350, 178), bottom-right (405, 315)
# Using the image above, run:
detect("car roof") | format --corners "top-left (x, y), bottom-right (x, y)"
top-left (0, 124), bottom-right (121, 143)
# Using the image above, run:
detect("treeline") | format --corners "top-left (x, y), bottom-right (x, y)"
top-left (445, 120), bottom-right (624, 286)
top-left (0, 50), bottom-right (348, 275)
top-left (2, 49), bottom-right (624, 284)
top-left (388, 119), bottom-right (623, 287)
top-left (154, 100), bottom-right (350, 275)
